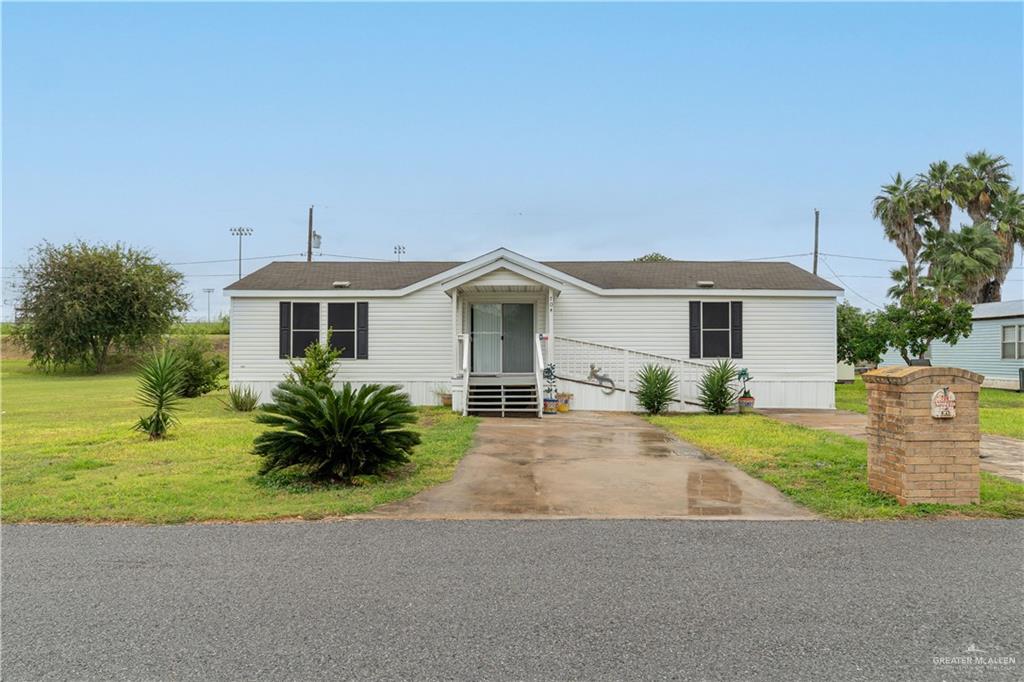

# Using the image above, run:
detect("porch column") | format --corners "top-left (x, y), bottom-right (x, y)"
top-left (451, 288), bottom-right (459, 374)
top-left (546, 289), bottom-right (555, 364)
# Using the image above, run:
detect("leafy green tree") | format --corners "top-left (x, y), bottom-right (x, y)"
top-left (873, 174), bottom-right (925, 297)
top-left (836, 302), bottom-right (889, 366)
top-left (172, 329), bottom-right (227, 397)
top-left (876, 295), bottom-right (973, 365)
top-left (12, 241), bottom-right (189, 372)
top-left (633, 252), bottom-right (672, 262)
top-left (285, 329), bottom-right (341, 387)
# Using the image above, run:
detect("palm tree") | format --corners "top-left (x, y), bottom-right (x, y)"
top-left (954, 151), bottom-right (1013, 223)
top-left (886, 264), bottom-right (922, 301)
top-left (915, 161), bottom-right (957, 233)
top-left (921, 224), bottom-right (1002, 302)
top-left (873, 173), bottom-right (925, 296)
top-left (979, 187), bottom-right (1024, 302)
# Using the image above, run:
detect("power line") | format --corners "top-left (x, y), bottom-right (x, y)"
top-left (820, 252), bottom-right (903, 264)
top-left (819, 256), bottom-right (884, 309)
top-left (736, 252), bottom-right (812, 262)
top-left (319, 253), bottom-right (390, 262)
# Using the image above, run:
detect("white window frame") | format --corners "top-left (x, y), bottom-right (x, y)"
top-left (701, 301), bottom-right (731, 359)
top-left (1003, 325), bottom-right (1022, 360)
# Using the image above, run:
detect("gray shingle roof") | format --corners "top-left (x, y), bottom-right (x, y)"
top-left (225, 259), bottom-right (842, 292)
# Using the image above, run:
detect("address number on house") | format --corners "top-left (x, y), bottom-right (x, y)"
top-left (931, 388), bottom-right (956, 419)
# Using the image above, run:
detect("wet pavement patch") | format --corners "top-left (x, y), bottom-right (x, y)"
top-left (361, 412), bottom-right (815, 520)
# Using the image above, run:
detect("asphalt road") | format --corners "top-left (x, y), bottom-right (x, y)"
top-left (3, 520), bottom-right (1022, 681)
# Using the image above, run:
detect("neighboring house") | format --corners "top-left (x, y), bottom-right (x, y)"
top-left (225, 248), bottom-right (842, 415)
top-left (878, 299), bottom-right (1024, 390)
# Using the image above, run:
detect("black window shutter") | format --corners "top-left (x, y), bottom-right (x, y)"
top-left (689, 301), bottom-right (701, 358)
top-left (730, 301), bottom-right (743, 359)
top-left (356, 302), bottom-right (368, 359)
top-left (279, 302), bottom-right (291, 359)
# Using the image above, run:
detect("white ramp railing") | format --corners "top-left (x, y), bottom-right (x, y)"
top-left (552, 335), bottom-right (710, 408)
top-left (534, 333), bottom-right (545, 417)
top-left (459, 333), bottom-right (470, 416)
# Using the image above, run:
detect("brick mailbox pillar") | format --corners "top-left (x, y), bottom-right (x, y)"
top-left (863, 366), bottom-right (984, 505)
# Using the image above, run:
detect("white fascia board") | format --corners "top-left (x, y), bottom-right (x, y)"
top-left (226, 287), bottom-right (842, 299)
top-left (440, 259), bottom-right (564, 293)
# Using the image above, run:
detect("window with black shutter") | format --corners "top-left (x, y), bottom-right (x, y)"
top-left (327, 302), bottom-right (368, 360)
top-left (328, 303), bottom-right (356, 359)
top-left (290, 302), bottom-right (320, 357)
top-left (701, 302), bottom-right (731, 358)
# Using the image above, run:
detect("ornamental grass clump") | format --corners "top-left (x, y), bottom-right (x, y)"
top-left (253, 381), bottom-right (421, 483)
top-left (697, 359), bottom-right (739, 415)
top-left (635, 364), bottom-right (678, 414)
top-left (134, 349), bottom-right (186, 439)
top-left (223, 384), bottom-right (261, 412)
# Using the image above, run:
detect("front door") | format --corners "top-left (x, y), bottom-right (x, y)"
top-left (470, 303), bottom-right (534, 374)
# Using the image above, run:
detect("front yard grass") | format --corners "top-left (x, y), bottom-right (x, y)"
top-left (1, 359), bottom-right (478, 523)
top-left (836, 377), bottom-right (1024, 440)
top-left (648, 413), bottom-right (1024, 520)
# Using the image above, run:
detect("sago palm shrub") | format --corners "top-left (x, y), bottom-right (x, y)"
top-left (697, 359), bottom-right (739, 415)
top-left (134, 349), bottom-right (186, 439)
top-left (253, 382), bottom-right (421, 483)
top-left (635, 364), bottom-right (678, 414)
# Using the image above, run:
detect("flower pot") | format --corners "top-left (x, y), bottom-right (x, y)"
top-left (543, 398), bottom-right (559, 414)
top-left (440, 394), bottom-right (452, 408)
top-left (738, 395), bottom-right (755, 413)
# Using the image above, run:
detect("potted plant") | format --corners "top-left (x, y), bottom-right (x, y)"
top-left (543, 363), bottom-right (559, 414)
top-left (736, 368), bottom-right (755, 413)
top-left (433, 384), bottom-right (453, 408)
top-left (556, 391), bottom-right (573, 413)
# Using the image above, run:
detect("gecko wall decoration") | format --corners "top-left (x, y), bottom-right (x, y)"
top-left (587, 364), bottom-right (616, 394)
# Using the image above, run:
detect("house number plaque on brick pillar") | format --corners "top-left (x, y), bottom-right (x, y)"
top-left (931, 387), bottom-right (956, 419)
top-left (863, 366), bottom-right (983, 506)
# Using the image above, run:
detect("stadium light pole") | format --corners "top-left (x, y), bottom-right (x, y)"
top-left (202, 288), bottom-right (215, 322)
top-left (229, 227), bottom-right (253, 280)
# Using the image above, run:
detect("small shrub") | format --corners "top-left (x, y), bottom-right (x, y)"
top-left (286, 330), bottom-right (341, 388)
top-left (635, 364), bottom-right (678, 414)
top-left (253, 381), bottom-right (421, 482)
top-left (173, 329), bottom-right (227, 397)
top-left (134, 349), bottom-right (185, 439)
top-left (224, 385), bottom-right (260, 412)
top-left (697, 359), bottom-right (739, 415)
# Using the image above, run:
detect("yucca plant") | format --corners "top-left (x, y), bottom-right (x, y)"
top-left (697, 359), bottom-right (739, 415)
top-left (134, 349), bottom-right (186, 439)
top-left (253, 381), bottom-right (421, 482)
top-left (635, 364), bottom-right (678, 414)
top-left (223, 385), bottom-right (261, 412)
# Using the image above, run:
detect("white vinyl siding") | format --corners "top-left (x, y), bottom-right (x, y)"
top-left (879, 315), bottom-right (1024, 385)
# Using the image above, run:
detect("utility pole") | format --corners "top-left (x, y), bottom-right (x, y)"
top-left (307, 206), bottom-right (314, 262)
top-left (812, 209), bottom-right (820, 275)
top-left (229, 226), bottom-right (253, 280)
top-left (202, 288), bottom-right (214, 322)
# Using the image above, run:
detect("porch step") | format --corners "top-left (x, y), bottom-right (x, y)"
top-left (467, 383), bottom-right (540, 418)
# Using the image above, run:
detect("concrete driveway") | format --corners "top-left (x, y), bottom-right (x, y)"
top-left (762, 409), bottom-right (1024, 482)
top-left (364, 412), bottom-right (813, 520)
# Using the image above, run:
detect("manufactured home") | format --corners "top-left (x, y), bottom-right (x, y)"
top-left (879, 299), bottom-right (1024, 390)
top-left (225, 248), bottom-right (842, 415)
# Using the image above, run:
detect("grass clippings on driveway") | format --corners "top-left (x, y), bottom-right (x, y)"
top-left (648, 413), bottom-right (1024, 520)
top-left (1, 359), bottom-right (478, 523)
top-left (836, 377), bottom-right (1024, 439)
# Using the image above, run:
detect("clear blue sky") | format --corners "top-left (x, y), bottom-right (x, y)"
top-left (3, 2), bottom-right (1022, 319)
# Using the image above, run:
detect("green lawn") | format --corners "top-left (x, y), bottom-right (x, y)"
top-left (1, 360), bottom-right (477, 523)
top-left (836, 377), bottom-right (1024, 440)
top-left (649, 413), bottom-right (1024, 520)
